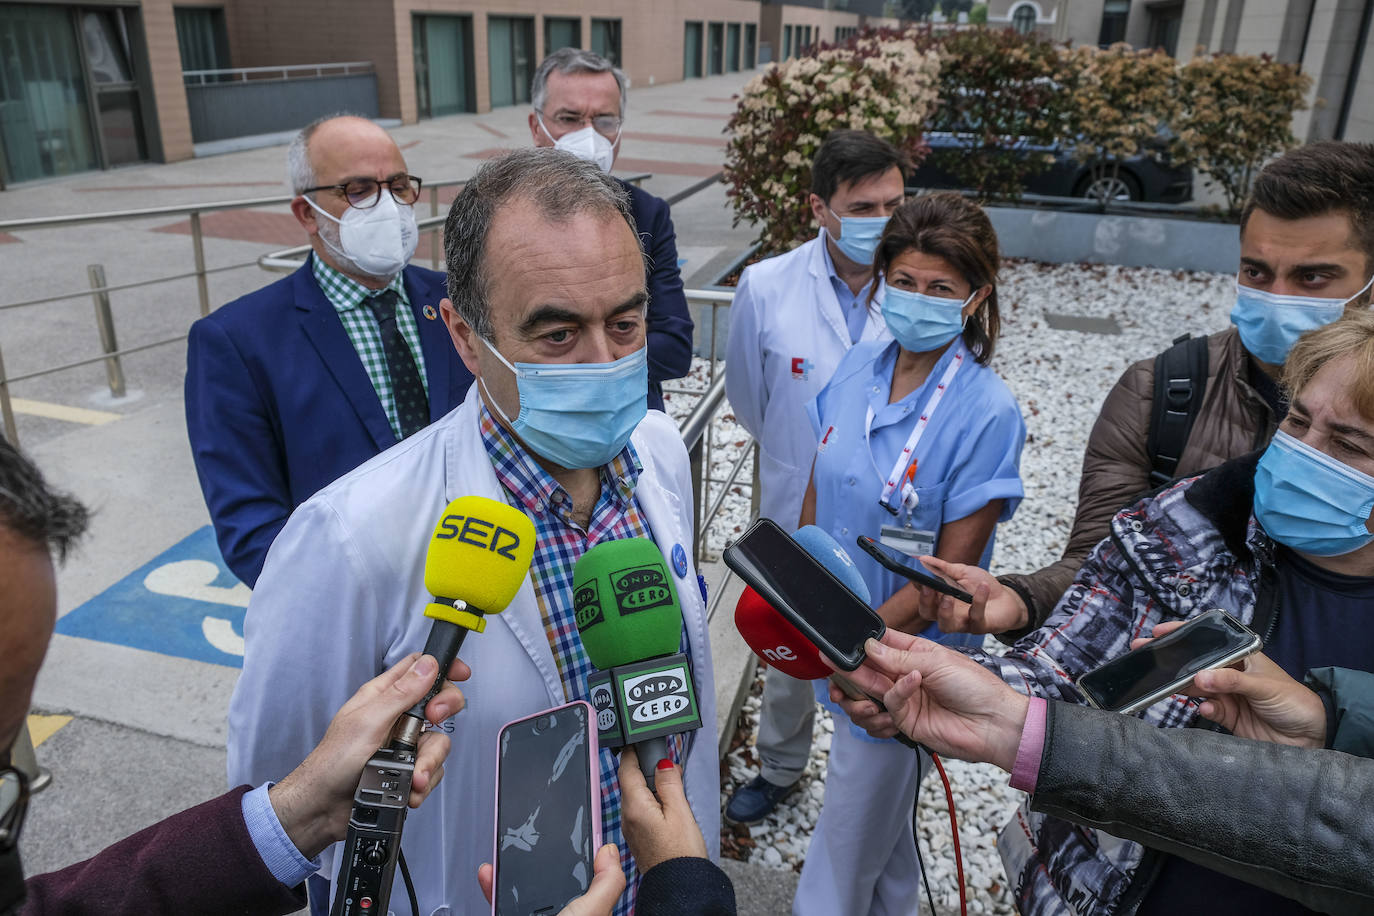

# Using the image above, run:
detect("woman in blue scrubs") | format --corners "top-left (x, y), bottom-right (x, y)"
top-left (792, 193), bottom-right (1026, 916)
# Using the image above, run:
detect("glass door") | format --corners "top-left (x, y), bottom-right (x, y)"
top-left (683, 22), bottom-right (702, 79)
top-left (0, 3), bottom-right (99, 183)
top-left (80, 9), bottom-right (147, 167)
top-left (415, 14), bottom-right (475, 118)
top-left (488, 16), bottom-right (534, 108)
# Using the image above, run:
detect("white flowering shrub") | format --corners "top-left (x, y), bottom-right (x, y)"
top-left (723, 31), bottom-right (941, 254)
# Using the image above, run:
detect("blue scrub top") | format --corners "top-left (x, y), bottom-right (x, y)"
top-left (807, 338), bottom-right (1026, 736)
top-left (808, 338), bottom-right (1025, 615)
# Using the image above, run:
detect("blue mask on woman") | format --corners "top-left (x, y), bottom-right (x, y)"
top-left (1253, 430), bottom-right (1374, 556)
top-left (1230, 276), bottom-right (1373, 365)
top-left (828, 211), bottom-right (888, 266)
top-left (880, 287), bottom-right (972, 353)
top-left (481, 339), bottom-right (648, 469)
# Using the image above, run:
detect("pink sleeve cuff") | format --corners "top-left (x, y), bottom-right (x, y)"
top-left (1009, 696), bottom-right (1048, 793)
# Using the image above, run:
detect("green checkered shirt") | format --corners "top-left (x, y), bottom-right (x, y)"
top-left (312, 255), bottom-right (429, 442)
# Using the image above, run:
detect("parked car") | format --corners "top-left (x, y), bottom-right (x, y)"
top-left (910, 130), bottom-right (1194, 203)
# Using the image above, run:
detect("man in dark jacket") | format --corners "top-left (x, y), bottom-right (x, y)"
top-left (185, 115), bottom-right (474, 587)
top-left (919, 141), bottom-right (1374, 640)
top-left (527, 48), bottom-right (695, 411)
top-left (0, 439), bottom-right (463, 915)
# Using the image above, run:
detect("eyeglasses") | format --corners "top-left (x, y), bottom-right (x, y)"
top-left (302, 175), bottom-right (423, 209)
top-left (539, 111), bottom-right (622, 138)
top-left (0, 764), bottom-right (28, 854)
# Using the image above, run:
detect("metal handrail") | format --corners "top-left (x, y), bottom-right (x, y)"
top-left (183, 61), bottom-right (375, 85)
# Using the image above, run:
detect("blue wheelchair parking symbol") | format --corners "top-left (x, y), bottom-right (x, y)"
top-left (57, 526), bottom-right (249, 668)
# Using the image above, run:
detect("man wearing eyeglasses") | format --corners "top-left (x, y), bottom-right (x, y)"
top-left (528, 48), bottom-right (694, 412)
top-left (0, 438), bottom-right (466, 915)
top-left (185, 115), bottom-right (474, 589)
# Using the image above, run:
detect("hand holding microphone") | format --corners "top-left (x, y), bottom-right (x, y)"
top-left (269, 652), bottom-right (470, 859)
top-left (333, 495), bottom-right (535, 916)
top-left (572, 538), bottom-right (702, 792)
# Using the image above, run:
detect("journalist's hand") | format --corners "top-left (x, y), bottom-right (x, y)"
top-left (844, 631), bottom-right (1028, 771)
top-left (917, 557), bottom-right (1030, 635)
top-left (827, 677), bottom-right (900, 740)
top-left (477, 843), bottom-right (626, 916)
top-left (1132, 621), bottom-right (1326, 748)
top-left (269, 652), bottom-right (470, 859)
top-left (619, 746), bottom-right (708, 873)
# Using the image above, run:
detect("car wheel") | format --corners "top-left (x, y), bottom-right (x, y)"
top-left (1076, 172), bottom-right (1141, 202)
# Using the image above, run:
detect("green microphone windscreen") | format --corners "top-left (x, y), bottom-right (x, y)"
top-left (425, 495), bottom-right (535, 613)
top-left (572, 538), bottom-right (683, 669)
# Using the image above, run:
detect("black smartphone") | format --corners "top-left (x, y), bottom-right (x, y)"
top-left (1076, 609), bottom-right (1263, 714)
top-left (723, 518), bottom-right (885, 671)
top-left (492, 701), bottom-right (600, 916)
top-left (855, 536), bottom-right (974, 604)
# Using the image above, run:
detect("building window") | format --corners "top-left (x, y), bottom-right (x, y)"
top-left (415, 14), bottom-right (475, 118)
top-left (1146, 3), bottom-right (1182, 56)
top-left (174, 7), bottom-right (230, 74)
top-left (783, 24), bottom-right (793, 60)
top-left (726, 23), bottom-right (740, 72)
top-left (544, 16), bottom-right (580, 56)
top-left (1012, 5), bottom-right (1037, 34)
top-left (591, 18), bottom-right (620, 66)
top-left (1099, 0), bottom-right (1130, 45)
top-left (488, 15), bottom-right (534, 108)
top-left (743, 23), bottom-right (756, 68)
top-left (683, 21), bottom-right (703, 78)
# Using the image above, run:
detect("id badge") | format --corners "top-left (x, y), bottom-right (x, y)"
top-left (879, 525), bottom-right (935, 558)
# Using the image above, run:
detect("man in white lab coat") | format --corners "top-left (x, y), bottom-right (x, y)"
top-left (227, 149), bottom-right (717, 916)
top-left (723, 130), bottom-right (906, 823)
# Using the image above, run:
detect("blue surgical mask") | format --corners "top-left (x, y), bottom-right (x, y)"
top-left (480, 338), bottom-right (648, 469)
top-left (1230, 276), bottom-right (1373, 365)
top-left (880, 287), bottom-right (972, 353)
top-left (827, 210), bottom-right (888, 266)
top-left (1253, 430), bottom-right (1374, 557)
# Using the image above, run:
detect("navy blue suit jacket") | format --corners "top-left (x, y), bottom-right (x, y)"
top-left (621, 179), bottom-right (695, 409)
top-left (185, 258), bottom-right (473, 587)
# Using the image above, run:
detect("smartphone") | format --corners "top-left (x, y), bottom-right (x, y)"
top-left (723, 518), bottom-right (885, 671)
top-left (855, 536), bottom-right (974, 605)
top-left (492, 701), bottom-right (601, 916)
top-left (1076, 609), bottom-right (1262, 714)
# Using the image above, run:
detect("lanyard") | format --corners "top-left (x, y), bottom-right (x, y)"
top-left (866, 344), bottom-right (966, 516)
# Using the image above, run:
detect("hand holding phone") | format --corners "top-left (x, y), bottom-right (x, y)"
top-left (855, 536), bottom-right (974, 605)
top-left (491, 702), bottom-right (600, 915)
top-left (723, 519), bottom-right (884, 671)
top-left (1076, 610), bottom-right (1262, 714)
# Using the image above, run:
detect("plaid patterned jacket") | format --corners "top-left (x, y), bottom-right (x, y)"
top-left (969, 453), bottom-right (1282, 915)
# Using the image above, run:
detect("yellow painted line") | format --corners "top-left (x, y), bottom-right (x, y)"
top-left (10, 398), bottom-right (120, 426)
top-left (27, 714), bottom-right (72, 747)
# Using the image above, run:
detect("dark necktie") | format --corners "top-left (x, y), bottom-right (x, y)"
top-left (365, 289), bottom-right (428, 439)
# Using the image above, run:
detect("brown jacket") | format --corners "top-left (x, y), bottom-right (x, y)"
top-left (999, 326), bottom-right (1279, 639)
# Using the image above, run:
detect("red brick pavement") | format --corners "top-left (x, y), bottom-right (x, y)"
top-left (0, 232), bottom-right (18, 244)
top-left (74, 181), bottom-right (282, 193)
top-left (153, 210), bottom-right (305, 247)
top-left (621, 131), bottom-right (725, 147)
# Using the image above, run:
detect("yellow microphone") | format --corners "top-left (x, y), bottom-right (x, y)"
top-left (399, 495), bottom-right (536, 736)
top-left (334, 496), bottom-right (534, 915)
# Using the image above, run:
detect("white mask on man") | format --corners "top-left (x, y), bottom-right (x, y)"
top-left (305, 192), bottom-right (418, 280)
top-left (538, 117), bottom-right (618, 173)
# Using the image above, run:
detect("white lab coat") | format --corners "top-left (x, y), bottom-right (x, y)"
top-left (725, 234), bottom-right (891, 531)
top-left (226, 387), bottom-right (719, 916)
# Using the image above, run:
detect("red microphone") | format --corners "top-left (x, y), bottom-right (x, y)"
top-left (734, 585), bottom-right (831, 679)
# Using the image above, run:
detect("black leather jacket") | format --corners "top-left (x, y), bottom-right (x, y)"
top-left (1031, 690), bottom-right (1374, 915)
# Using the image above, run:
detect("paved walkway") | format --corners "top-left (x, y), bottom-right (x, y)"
top-left (3, 69), bottom-right (792, 915)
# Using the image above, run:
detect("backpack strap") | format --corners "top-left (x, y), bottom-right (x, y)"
top-left (1146, 333), bottom-right (1210, 488)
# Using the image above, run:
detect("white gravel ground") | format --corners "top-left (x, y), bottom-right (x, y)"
top-left (665, 259), bottom-right (1238, 915)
